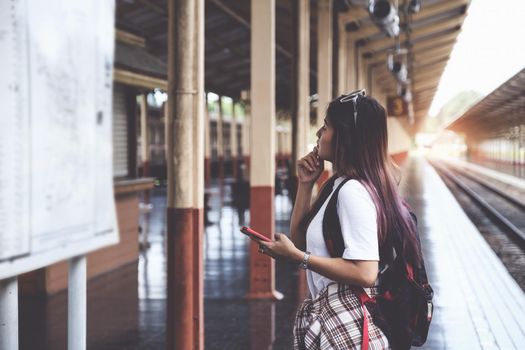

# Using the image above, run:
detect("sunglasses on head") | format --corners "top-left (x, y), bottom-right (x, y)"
top-left (339, 89), bottom-right (366, 125)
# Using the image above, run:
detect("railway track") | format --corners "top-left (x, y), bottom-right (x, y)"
top-left (429, 159), bottom-right (525, 290)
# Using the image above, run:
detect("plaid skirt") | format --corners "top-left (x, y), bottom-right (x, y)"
top-left (293, 282), bottom-right (390, 350)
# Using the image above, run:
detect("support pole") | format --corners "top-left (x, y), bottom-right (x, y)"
top-left (139, 93), bottom-right (151, 249)
top-left (204, 95), bottom-right (211, 186)
top-left (247, 0), bottom-right (282, 301)
top-left (337, 15), bottom-right (347, 96)
top-left (231, 101), bottom-right (238, 179)
top-left (291, 0), bottom-right (311, 204)
top-left (317, 0), bottom-right (333, 127)
top-left (317, 0), bottom-right (333, 185)
top-left (0, 277), bottom-right (18, 350)
top-left (217, 96), bottom-right (225, 182)
top-left (166, 0), bottom-right (197, 348)
top-left (192, 0), bottom-right (205, 347)
top-left (68, 255), bottom-right (86, 350)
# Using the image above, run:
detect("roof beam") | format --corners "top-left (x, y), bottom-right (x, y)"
top-left (344, 0), bottom-right (469, 42)
top-left (411, 0), bottom-right (469, 21)
top-left (363, 33), bottom-right (458, 64)
top-left (361, 14), bottom-right (465, 53)
top-left (209, 0), bottom-right (292, 59)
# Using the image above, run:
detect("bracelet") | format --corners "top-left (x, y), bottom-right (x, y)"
top-left (299, 251), bottom-right (311, 270)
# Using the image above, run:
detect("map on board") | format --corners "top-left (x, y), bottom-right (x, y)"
top-left (0, 0), bottom-right (119, 279)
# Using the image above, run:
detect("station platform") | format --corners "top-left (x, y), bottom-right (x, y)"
top-left (18, 153), bottom-right (525, 349)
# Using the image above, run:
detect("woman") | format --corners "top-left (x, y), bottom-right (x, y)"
top-left (254, 90), bottom-right (422, 349)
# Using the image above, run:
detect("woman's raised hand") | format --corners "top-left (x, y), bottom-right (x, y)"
top-left (296, 147), bottom-right (323, 185)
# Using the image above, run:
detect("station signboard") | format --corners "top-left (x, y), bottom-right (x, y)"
top-left (387, 96), bottom-right (408, 117)
top-left (0, 0), bottom-right (118, 279)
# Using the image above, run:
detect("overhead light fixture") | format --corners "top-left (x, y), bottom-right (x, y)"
top-left (397, 83), bottom-right (412, 103)
top-left (368, 0), bottom-right (400, 37)
top-left (407, 101), bottom-right (415, 125)
top-left (408, 0), bottom-right (421, 14)
top-left (387, 50), bottom-right (408, 83)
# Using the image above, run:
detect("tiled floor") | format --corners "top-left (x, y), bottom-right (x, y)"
top-left (19, 178), bottom-right (301, 350)
top-left (19, 154), bottom-right (525, 349)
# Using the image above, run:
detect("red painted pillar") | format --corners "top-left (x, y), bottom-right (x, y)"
top-left (166, 0), bottom-right (204, 349)
top-left (246, 0), bottom-right (283, 302)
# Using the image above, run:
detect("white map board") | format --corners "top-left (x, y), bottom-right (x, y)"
top-left (0, 0), bottom-right (119, 279)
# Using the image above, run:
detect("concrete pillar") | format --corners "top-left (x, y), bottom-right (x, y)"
top-left (356, 44), bottom-right (366, 90)
top-left (317, 0), bottom-right (333, 127)
top-left (242, 104), bottom-right (251, 179)
top-left (291, 1), bottom-right (312, 300)
top-left (204, 95), bottom-right (211, 186)
top-left (345, 36), bottom-right (357, 93)
top-left (217, 96), bottom-right (225, 182)
top-left (317, 0), bottom-right (333, 185)
top-left (192, 0), bottom-right (205, 348)
top-left (165, 0), bottom-right (203, 348)
top-left (292, 0), bottom-right (311, 179)
top-left (337, 15), bottom-right (347, 96)
top-left (247, 0), bottom-right (283, 301)
top-left (139, 93), bottom-right (150, 178)
top-left (231, 101), bottom-right (238, 178)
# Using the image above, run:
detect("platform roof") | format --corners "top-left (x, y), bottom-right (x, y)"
top-left (115, 0), bottom-right (469, 130)
top-left (446, 68), bottom-right (525, 138)
top-left (347, 0), bottom-right (469, 132)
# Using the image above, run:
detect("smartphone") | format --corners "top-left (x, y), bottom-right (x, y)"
top-left (240, 226), bottom-right (272, 242)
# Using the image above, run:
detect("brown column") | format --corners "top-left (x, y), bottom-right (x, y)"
top-left (166, 0), bottom-right (202, 349)
top-left (247, 0), bottom-right (283, 301)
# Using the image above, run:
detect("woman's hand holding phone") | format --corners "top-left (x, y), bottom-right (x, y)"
top-left (241, 227), bottom-right (302, 262)
top-left (296, 147), bottom-right (323, 185)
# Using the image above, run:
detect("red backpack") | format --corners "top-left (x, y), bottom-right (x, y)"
top-left (321, 177), bottom-right (434, 350)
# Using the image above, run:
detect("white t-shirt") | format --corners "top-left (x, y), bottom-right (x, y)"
top-left (305, 176), bottom-right (379, 299)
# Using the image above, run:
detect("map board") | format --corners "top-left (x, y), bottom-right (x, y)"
top-left (0, 0), bottom-right (119, 279)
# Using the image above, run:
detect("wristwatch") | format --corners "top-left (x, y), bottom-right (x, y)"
top-left (299, 251), bottom-right (311, 270)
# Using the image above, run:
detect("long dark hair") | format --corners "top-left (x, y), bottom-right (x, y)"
top-left (301, 94), bottom-right (421, 267)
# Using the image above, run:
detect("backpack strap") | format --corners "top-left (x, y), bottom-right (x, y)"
top-left (357, 289), bottom-right (374, 350)
top-left (321, 178), bottom-right (374, 350)
top-left (322, 177), bottom-right (352, 257)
